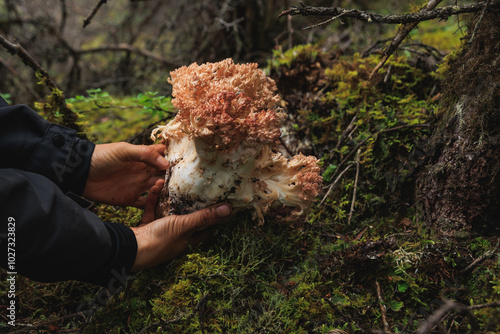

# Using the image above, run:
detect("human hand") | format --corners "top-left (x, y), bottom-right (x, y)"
top-left (131, 180), bottom-right (232, 270)
top-left (82, 142), bottom-right (169, 208)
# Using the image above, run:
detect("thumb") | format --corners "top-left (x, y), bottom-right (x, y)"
top-left (126, 143), bottom-right (169, 170)
top-left (141, 179), bottom-right (165, 225)
top-left (179, 203), bottom-right (232, 232)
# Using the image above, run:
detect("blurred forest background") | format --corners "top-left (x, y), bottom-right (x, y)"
top-left (0, 0), bottom-right (408, 105)
top-left (1, 0), bottom-right (500, 333)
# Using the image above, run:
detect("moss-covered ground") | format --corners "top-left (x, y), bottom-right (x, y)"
top-left (1, 15), bottom-right (499, 334)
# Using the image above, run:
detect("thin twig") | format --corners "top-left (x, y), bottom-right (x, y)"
top-left (376, 281), bottom-right (392, 333)
top-left (404, 42), bottom-right (445, 58)
top-left (460, 237), bottom-right (499, 273)
top-left (347, 149), bottom-right (361, 225)
top-left (417, 300), bottom-right (480, 334)
top-left (287, 14), bottom-right (294, 49)
top-left (401, 311), bottom-right (418, 334)
top-left (320, 164), bottom-right (354, 206)
top-left (338, 123), bottom-right (431, 168)
top-left (335, 115), bottom-right (358, 150)
top-left (442, 302), bottom-right (500, 334)
top-left (468, 0), bottom-right (492, 45)
top-left (83, 0), bottom-right (109, 28)
top-left (9, 312), bottom-right (85, 334)
top-left (362, 38), bottom-right (392, 57)
top-left (384, 64), bottom-right (392, 83)
top-left (324, 298), bottom-right (367, 333)
top-left (468, 301), bottom-right (500, 310)
top-left (302, 9), bottom-right (355, 30)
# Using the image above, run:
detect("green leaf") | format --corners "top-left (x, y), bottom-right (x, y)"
top-left (397, 282), bottom-right (410, 293)
top-left (388, 300), bottom-right (404, 311)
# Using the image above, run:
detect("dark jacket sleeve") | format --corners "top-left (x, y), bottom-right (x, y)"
top-left (0, 96), bottom-right (92, 195)
top-left (0, 96), bottom-right (137, 286)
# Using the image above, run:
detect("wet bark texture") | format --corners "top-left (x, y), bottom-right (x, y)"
top-left (416, 11), bottom-right (500, 236)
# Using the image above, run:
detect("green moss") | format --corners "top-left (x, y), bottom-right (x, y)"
top-left (65, 88), bottom-right (174, 143)
top-left (417, 19), bottom-right (464, 53)
top-left (267, 44), bottom-right (321, 71)
top-left (34, 87), bottom-right (87, 137)
top-left (91, 204), bottom-right (143, 227)
top-left (279, 50), bottom-right (439, 230)
top-left (8, 19), bottom-right (500, 332)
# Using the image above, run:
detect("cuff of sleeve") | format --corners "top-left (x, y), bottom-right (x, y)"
top-left (67, 137), bottom-right (95, 195)
top-left (89, 222), bottom-right (138, 287)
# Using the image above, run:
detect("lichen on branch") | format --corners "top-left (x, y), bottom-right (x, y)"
top-left (280, 0), bottom-right (500, 25)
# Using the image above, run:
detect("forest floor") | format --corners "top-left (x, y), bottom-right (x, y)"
top-left (1, 18), bottom-right (499, 334)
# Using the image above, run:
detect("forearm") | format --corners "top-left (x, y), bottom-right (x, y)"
top-left (0, 100), bottom-right (95, 195)
top-left (0, 169), bottom-right (137, 286)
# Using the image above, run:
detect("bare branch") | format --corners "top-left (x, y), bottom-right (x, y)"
top-left (370, 0), bottom-right (443, 79)
top-left (0, 33), bottom-right (58, 92)
top-left (0, 58), bottom-right (43, 101)
top-left (0, 33), bottom-right (86, 136)
top-left (1, 18), bottom-right (176, 69)
top-left (79, 43), bottom-right (178, 68)
top-left (83, 0), bottom-right (109, 28)
top-left (281, 0), bottom-right (499, 76)
top-left (281, 0), bottom-right (500, 25)
top-left (417, 300), bottom-right (480, 334)
top-left (60, 0), bottom-right (67, 32)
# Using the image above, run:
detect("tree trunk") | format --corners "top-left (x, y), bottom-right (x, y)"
top-left (416, 11), bottom-right (500, 236)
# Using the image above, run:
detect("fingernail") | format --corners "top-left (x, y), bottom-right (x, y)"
top-left (156, 156), bottom-right (169, 169)
top-left (215, 204), bottom-right (231, 217)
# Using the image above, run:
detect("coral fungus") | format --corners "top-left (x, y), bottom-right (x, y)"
top-left (152, 59), bottom-right (322, 223)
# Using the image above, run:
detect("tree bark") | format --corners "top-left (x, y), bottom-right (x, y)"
top-left (416, 10), bottom-right (500, 236)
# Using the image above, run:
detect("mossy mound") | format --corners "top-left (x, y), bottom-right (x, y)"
top-left (2, 28), bottom-right (500, 334)
top-left (268, 44), bottom-right (439, 230)
top-left (79, 44), bottom-right (499, 333)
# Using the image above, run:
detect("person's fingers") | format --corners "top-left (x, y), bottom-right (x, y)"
top-left (177, 203), bottom-right (232, 232)
top-left (137, 144), bottom-right (169, 170)
top-left (133, 196), bottom-right (147, 209)
top-left (132, 203), bottom-right (231, 271)
top-left (142, 179), bottom-right (165, 224)
top-left (146, 175), bottom-right (165, 188)
top-left (152, 143), bottom-right (167, 155)
top-left (119, 142), bottom-right (169, 170)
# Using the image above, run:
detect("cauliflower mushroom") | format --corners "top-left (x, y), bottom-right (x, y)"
top-left (152, 59), bottom-right (322, 223)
